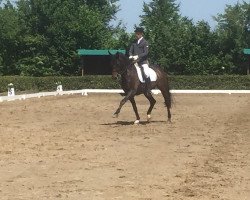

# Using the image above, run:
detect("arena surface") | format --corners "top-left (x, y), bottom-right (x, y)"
top-left (0, 93), bottom-right (249, 200)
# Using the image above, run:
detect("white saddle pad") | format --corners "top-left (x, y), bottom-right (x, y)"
top-left (134, 63), bottom-right (157, 83)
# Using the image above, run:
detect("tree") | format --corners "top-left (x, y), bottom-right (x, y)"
top-left (0, 0), bottom-right (20, 75)
top-left (140, 0), bottom-right (182, 69)
top-left (14, 0), bottom-right (120, 76)
top-left (140, 0), bottom-right (248, 75)
top-left (184, 20), bottom-right (233, 75)
top-left (140, 0), bottom-right (219, 74)
top-left (214, 1), bottom-right (250, 74)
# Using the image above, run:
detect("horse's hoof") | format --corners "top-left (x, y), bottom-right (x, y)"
top-left (147, 115), bottom-right (151, 122)
top-left (134, 120), bottom-right (140, 125)
top-left (113, 113), bottom-right (119, 118)
top-left (167, 119), bottom-right (172, 123)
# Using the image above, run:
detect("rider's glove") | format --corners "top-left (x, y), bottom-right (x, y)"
top-left (133, 55), bottom-right (139, 60)
top-left (129, 56), bottom-right (133, 60)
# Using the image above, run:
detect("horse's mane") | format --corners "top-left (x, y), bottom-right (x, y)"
top-left (116, 52), bottom-right (133, 69)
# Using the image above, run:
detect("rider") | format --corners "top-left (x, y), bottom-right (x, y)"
top-left (129, 27), bottom-right (151, 94)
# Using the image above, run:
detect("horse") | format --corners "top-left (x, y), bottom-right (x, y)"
top-left (109, 52), bottom-right (172, 124)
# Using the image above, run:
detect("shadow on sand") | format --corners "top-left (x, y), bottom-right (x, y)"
top-left (101, 120), bottom-right (167, 126)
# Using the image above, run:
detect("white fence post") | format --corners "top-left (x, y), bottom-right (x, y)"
top-left (8, 83), bottom-right (15, 97)
top-left (56, 82), bottom-right (63, 92)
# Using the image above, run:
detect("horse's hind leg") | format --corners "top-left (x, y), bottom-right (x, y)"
top-left (144, 92), bottom-right (156, 122)
top-left (130, 97), bottom-right (140, 124)
top-left (158, 84), bottom-right (171, 122)
top-left (162, 89), bottom-right (171, 122)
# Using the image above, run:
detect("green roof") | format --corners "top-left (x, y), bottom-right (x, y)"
top-left (243, 49), bottom-right (250, 55)
top-left (77, 49), bottom-right (126, 56)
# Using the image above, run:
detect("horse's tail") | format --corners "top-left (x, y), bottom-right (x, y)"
top-left (155, 67), bottom-right (172, 109)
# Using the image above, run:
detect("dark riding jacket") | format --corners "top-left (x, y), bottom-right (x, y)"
top-left (129, 37), bottom-right (149, 65)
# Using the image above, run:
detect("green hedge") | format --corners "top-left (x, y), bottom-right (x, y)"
top-left (169, 75), bottom-right (250, 90)
top-left (0, 75), bottom-right (250, 94)
top-left (0, 76), bottom-right (120, 94)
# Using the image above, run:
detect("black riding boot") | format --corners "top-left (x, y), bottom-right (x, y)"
top-left (145, 77), bottom-right (151, 95)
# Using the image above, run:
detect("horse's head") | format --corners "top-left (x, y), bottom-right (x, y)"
top-left (109, 51), bottom-right (129, 80)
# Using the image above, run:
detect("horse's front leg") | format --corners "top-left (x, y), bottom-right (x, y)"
top-left (113, 90), bottom-right (136, 118)
top-left (130, 97), bottom-right (140, 124)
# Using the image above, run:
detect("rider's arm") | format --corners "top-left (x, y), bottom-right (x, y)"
top-left (138, 40), bottom-right (149, 59)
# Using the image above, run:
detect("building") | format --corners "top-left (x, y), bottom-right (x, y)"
top-left (77, 49), bottom-right (126, 75)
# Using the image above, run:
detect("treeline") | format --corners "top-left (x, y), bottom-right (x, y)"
top-left (0, 0), bottom-right (249, 76)
top-left (141, 0), bottom-right (250, 75)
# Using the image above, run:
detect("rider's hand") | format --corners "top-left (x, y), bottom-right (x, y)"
top-left (129, 56), bottom-right (133, 60)
top-left (133, 55), bottom-right (139, 60)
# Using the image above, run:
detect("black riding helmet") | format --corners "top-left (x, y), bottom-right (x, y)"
top-left (134, 27), bottom-right (144, 33)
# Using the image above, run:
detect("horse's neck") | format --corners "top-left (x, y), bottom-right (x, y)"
top-left (120, 60), bottom-right (130, 73)
top-left (121, 63), bottom-right (136, 79)
top-left (119, 57), bottom-right (133, 78)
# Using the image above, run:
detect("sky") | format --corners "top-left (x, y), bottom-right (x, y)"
top-left (114, 0), bottom-right (246, 32)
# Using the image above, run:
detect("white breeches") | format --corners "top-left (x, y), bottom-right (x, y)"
top-left (141, 64), bottom-right (150, 78)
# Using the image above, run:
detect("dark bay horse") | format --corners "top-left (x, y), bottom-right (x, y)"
top-left (110, 52), bottom-right (172, 124)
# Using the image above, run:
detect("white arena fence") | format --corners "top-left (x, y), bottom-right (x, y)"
top-left (0, 89), bottom-right (250, 103)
